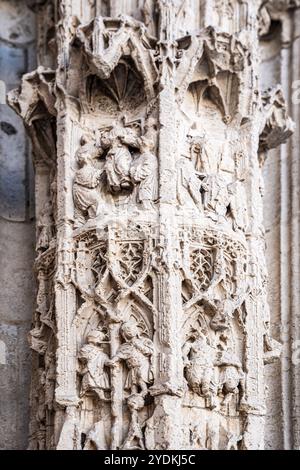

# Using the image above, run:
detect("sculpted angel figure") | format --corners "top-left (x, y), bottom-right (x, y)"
top-left (73, 136), bottom-right (104, 223)
top-left (109, 321), bottom-right (154, 396)
top-left (176, 153), bottom-right (203, 212)
top-left (130, 136), bottom-right (158, 210)
top-left (202, 174), bottom-right (233, 224)
top-left (121, 394), bottom-right (145, 450)
top-left (78, 329), bottom-right (110, 401)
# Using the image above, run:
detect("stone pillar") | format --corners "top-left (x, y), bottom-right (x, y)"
top-left (8, 0), bottom-right (295, 450)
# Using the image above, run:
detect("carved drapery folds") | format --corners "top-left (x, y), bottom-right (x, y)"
top-left (9, 0), bottom-right (295, 450)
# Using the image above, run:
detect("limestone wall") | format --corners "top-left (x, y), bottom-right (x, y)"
top-left (0, 0), bottom-right (36, 450)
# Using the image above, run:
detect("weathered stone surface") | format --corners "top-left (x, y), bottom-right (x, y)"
top-left (2, 0), bottom-right (300, 451)
top-left (0, 323), bottom-right (32, 450)
top-left (0, 0), bottom-right (36, 451)
top-left (0, 0), bottom-right (36, 45)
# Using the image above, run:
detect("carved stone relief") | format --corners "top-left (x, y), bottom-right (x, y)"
top-left (9, 0), bottom-right (296, 450)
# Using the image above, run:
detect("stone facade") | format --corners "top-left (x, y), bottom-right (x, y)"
top-left (0, 0), bottom-right (300, 450)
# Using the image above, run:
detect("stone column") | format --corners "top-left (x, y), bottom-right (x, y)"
top-left (9, 0), bottom-right (295, 450)
top-left (259, 0), bottom-right (300, 450)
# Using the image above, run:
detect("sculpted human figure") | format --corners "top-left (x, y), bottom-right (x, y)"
top-left (230, 180), bottom-right (249, 232)
top-left (182, 330), bottom-right (217, 408)
top-left (202, 174), bottom-right (232, 224)
top-left (101, 124), bottom-right (134, 193)
top-left (78, 329), bottom-right (110, 401)
top-left (130, 136), bottom-right (158, 210)
top-left (37, 202), bottom-right (54, 253)
top-left (73, 136), bottom-right (104, 223)
top-left (176, 154), bottom-right (203, 212)
top-left (204, 248), bottom-right (232, 298)
top-left (121, 394), bottom-right (145, 450)
top-left (113, 117), bottom-right (158, 210)
top-left (109, 321), bottom-right (154, 396)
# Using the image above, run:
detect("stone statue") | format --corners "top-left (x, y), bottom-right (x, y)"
top-left (78, 329), bottom-right (110, 401)
top-left (101, 125), bottom-right (134, 193)
top-left (109, 321), bottom-right (154, 396)
top-left (121, 393), bottom-right (145, 450)
top-left (202, 174), bottom-right (232, 224)
top-left (73, 136), bottom-right (104, 223)
top-left (176, 154), bottom-right (203, 212)
top-left (230, 180), bottom-right (249, 232)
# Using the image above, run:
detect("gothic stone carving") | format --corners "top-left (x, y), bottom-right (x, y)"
top-left (9, 0), bottom-right (295, 450)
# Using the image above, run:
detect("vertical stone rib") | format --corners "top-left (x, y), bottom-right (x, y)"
top-left (280, 29), bottom-right (293, 451)
top-left (289, 9), bottom-right (300, 449)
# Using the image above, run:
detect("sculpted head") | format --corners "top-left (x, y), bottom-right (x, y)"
top-left (87, 329), bottom-right (106, 345)
top-left (120, 321), bottom-right (139, 341)
top-left (76, 134), bottom-right (98, 166)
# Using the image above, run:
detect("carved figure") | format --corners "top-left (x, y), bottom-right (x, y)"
top-left (109, 321), bottom-right (154, 396)
top-left (209, 300), bottom-right (231, 331)
top-left (78, 329), bottom-right (110, 401)
top-left (122, 393), bottom-right (145, 450)
top-left (73, 137), bottom-right (104, 223)
top-left (230, 180), bottom-right (249, 232)
top-left (182, 330), bottom-right (217, 407)
top-left (176, 155), bottom-right (203, 211)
